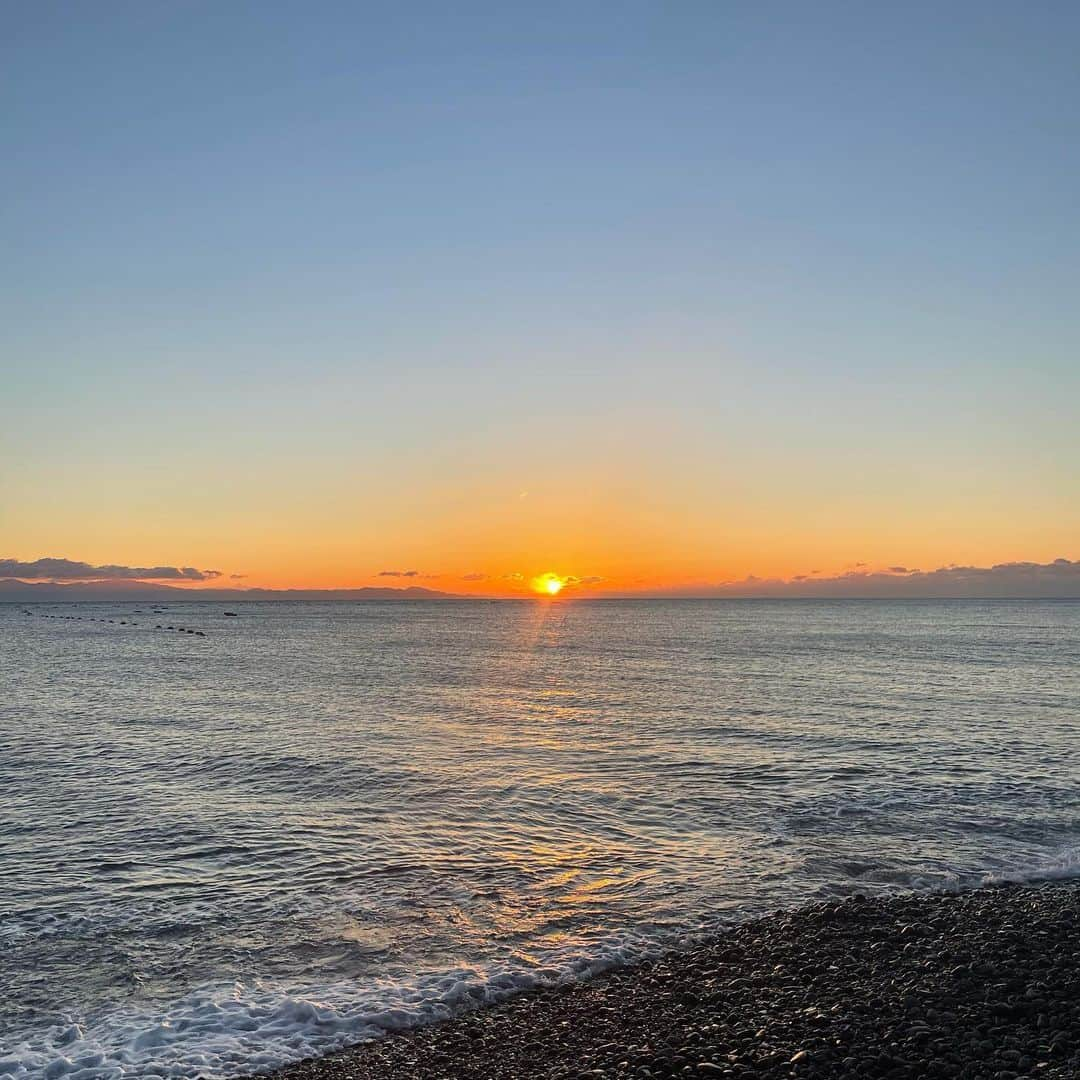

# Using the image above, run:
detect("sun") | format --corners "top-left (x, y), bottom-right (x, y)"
top-left (532, 572), bottom-right (566, 596)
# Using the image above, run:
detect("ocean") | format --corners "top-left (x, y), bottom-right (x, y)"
top-left (1, 599), bottom-right (1078, 1079)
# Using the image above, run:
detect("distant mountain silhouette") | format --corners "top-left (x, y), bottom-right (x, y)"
top-left (0, 579), bottom-right (463, 602)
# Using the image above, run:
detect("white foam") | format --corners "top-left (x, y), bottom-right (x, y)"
top-left (0, 936), bottom-right (656, 1080)
top-left (981, 844), bottom-right (1080, 886)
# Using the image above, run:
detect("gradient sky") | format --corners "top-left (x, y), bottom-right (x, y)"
top-left (3, 2), bottom-right (1078, 595)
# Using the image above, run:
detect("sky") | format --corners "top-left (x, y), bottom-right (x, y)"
top-left (3, 2), bottom-right (1078, 596)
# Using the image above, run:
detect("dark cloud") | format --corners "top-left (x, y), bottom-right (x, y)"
top-left (688, 558), bottom-right (1080, 599)
top-left (378, 569), bottom-right (420, 578)
top-left (0, 557), bottom-right (223, 582)
top-left (462, 573), bottom-right (487, 581)
top-left (229, 573), bottom-right (247, 580)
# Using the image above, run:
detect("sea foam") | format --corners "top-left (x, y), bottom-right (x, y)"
top-left (0, 942), bottom-right (650, 1080)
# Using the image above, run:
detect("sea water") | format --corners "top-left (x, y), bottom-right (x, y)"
top-left (1, 599), bottom-right (1078, 1078)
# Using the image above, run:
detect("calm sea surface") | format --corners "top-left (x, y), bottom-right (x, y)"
top-left (1, 600), bottom-right (1078, 1078)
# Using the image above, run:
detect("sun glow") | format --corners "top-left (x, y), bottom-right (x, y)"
top-left (532, 572), bottom-right (566, 596)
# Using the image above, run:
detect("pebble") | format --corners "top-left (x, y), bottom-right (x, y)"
top-left (262, 882), bottom-right (1080, 1080)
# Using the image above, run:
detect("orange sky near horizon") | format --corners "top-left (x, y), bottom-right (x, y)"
top-left (6, 406), bottom-right (1076, 596)
top-left (6, 377), bottom-right (1076, 598)
top-left (6, 490), bottom-right (1077, 597)
top-left (5, 385), bottom-right (1078, 594)
top-left (7, 366), bottom-right (1075, 597)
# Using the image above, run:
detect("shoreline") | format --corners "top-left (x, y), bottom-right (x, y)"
top-left (263, 880), bottom-right (1080, 1079)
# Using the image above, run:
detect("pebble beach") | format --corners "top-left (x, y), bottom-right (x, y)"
top-left (266, 881), bottom-right (1080, 1080)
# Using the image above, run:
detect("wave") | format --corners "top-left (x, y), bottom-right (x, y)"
top-left (980, 844), bottom-right (1080, 886)
top-left (0, 934), bottom-right (657, 1080)
top-left (5, 843), bottom-right (1080, 1080)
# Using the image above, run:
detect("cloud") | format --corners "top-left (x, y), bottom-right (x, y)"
top-left (679, 558), bottom-right (1080, 599)
top-left (0, 557), bottom-right (223, 582)
top-left (565, 575), bottom-right (604, 586)
top-left (230, 573), bottom-right (247, 580)
top-left (462, 572), bottom-right (487, 581)
top-left (378, 569), bottom-right (420, 577)
top-left (502, 572), bottom-right (525, 581)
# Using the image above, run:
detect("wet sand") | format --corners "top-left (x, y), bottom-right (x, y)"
top-left (264, 881), bottom-right (1080, 1079)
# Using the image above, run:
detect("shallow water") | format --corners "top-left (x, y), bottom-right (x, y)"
top-left (1, 599), bottom-right (1078, 1078)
